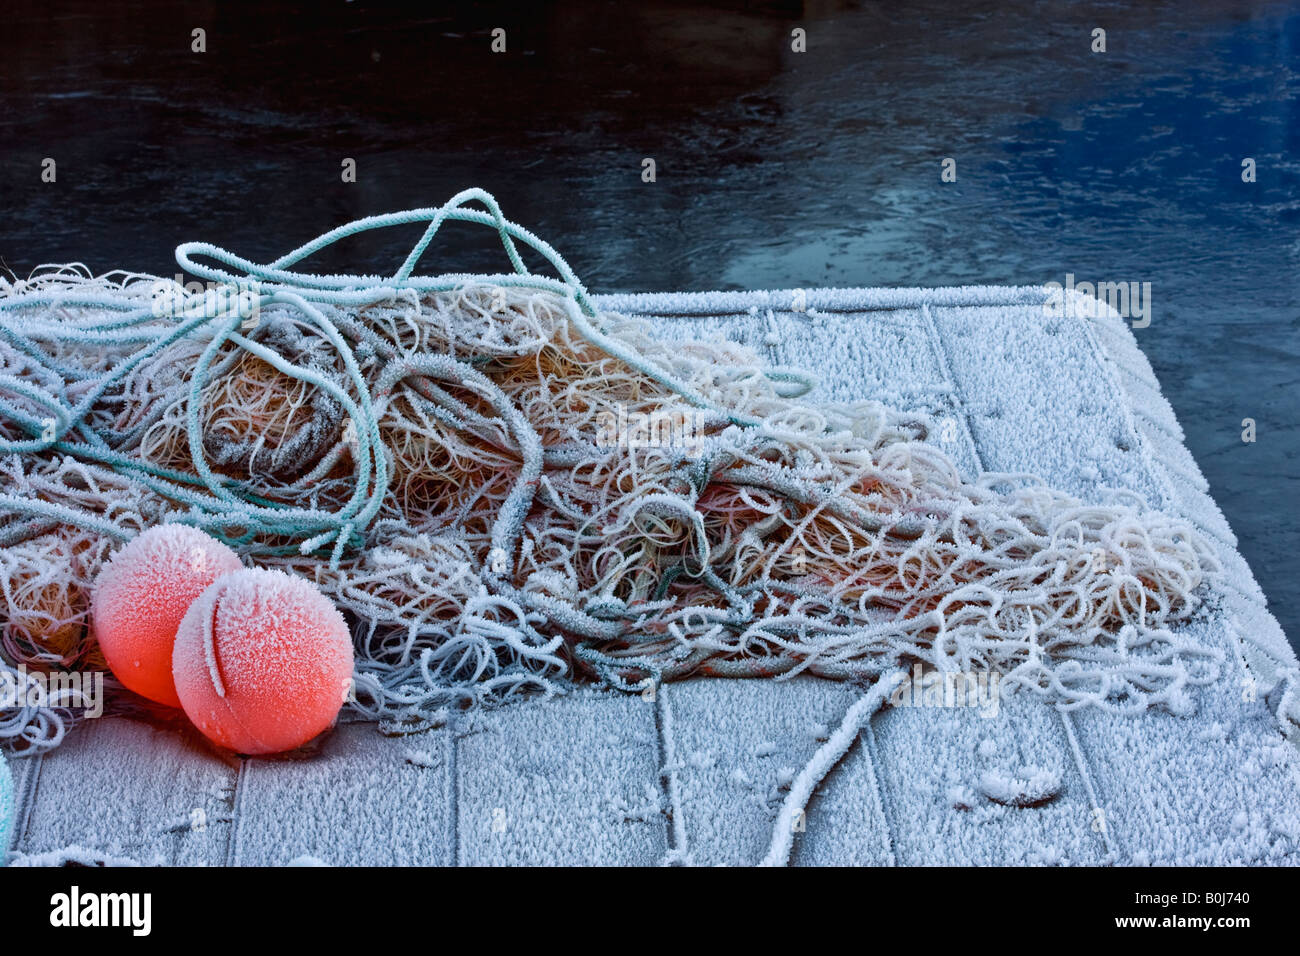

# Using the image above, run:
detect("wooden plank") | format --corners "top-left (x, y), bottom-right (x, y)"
top-left (232, 721), bottom-right (453, 866)
top-left (869, 687), bottom-right (1109, 864)
top-left (932, 303), bottom-right (1300, 863)
top-left (17, 717), bottom-right (236, 866)
top-left (0, 752), bottom-right (22, 858)
top-left (455, 690), bottom-right (667, 865)
top-left (771, 308), bottom-right (950, 404)
top-left (645, 312), bottom-right (760, 347)
top-left (771, 308), bottom-right (982, 479)
top-left (799, 303), bottom-right (1113, 865)
top-left (662, 677), bottom-right (894, 866)
top-left (1062, 622), bottom-right (1300, 864)
top-left (758, 306), bottom-right (1100, 865)
top-left (929, 303), bottom-right (1168, 507)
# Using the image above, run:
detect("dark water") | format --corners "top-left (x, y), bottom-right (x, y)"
top-left (2, 1), bottom-right (1297, 644)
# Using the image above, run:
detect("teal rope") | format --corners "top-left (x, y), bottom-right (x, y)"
top-left (175, 188), bottom-right (795, 424)
top-left (0, 188), bottom-right (807, 565)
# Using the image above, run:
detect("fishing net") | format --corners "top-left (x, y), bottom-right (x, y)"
top-left (0, 189), bottom-right (1223, 750)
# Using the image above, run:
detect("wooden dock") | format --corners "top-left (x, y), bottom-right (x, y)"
top-left (5, 285), bottom-right (1298, 866)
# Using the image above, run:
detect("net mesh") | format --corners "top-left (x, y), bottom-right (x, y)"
top-left (0, 191), bottom-right (1223, 750)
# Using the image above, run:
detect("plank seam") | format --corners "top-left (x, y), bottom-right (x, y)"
top-left (858, 722), bottom-right (898, 867)
top-left (919, 302), bottom-right (983, 477)
top-left (9, 751), bottom-right (43, 856)
top-left (453, 733), bottom-right (464, 867)
top-left (226, 758), bottom-right (248, 867)
top-left (655, 684), bottom-right (689, 865)
top-left (448, 724), bottom-right (460, 867)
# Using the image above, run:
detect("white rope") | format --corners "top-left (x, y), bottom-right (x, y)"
top-left (759, 670), bottom-right (906, 867)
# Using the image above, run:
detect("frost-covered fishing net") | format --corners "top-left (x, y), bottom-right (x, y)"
top-left (0, 189), bottom-right (1222, 751)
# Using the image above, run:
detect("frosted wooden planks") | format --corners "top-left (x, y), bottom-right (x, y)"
top-left (17, 717), bottom-right (235, 866)
top-left (1066, 620), bottom-right (1300, 864)
top-left (661, 677), bottom-right (892, 866)
top-left (929, 304), bottom-right (1168, 507)
top-left (947, 307), bottom-right (1300, 863)
top-left (768, 309), bottom-right (950, 404)
top-left (2, 752), bottom-right (34, 858)
top-left (638, 312), bottom-right (759, 347)
top-left (232, 722), bottom-right (453, 866)
top-left (869, 691), bottom-right (1108, 865)
top-left (455, 690), bottom-right (667, 865)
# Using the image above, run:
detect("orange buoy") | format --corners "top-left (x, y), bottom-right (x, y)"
top-left (91, 524), bottom-right (242, 707)
top-left (172, 567), bottom-right (353, 755)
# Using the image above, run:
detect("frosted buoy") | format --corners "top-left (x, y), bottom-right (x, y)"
top-left (172, 567), bottom-right (354, 755)
top-left (91, 524), bottom-right (243, 707)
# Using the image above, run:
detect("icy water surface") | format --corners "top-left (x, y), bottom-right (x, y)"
top-left (1, 0), bottom-right (1297, 644)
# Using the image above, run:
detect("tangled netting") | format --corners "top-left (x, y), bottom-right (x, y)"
top-left (0, 189), bottom-right (1223, 750)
